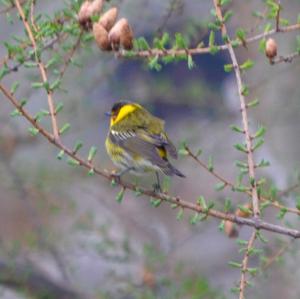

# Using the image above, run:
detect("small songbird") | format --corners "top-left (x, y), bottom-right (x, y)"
top-left (105, 101), bottom-right (185, 190)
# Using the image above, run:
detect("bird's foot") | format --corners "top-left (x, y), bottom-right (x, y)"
top-left (110, 172), bottom-right (121, 185)
top-left (152, 182), bottom-right (162, 193)
top-left (110, 167), bottom-right (134, 185)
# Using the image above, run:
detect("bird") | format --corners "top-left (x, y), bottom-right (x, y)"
top-left (105, 101), bottom-right (185, 191)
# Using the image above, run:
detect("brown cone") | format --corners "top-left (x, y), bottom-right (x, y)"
top-left (77, 1), bottom-right (92, 27)
top-left (87, 0), bottom-right (104, 17)
top-left (78, 0), bottom-right (104, 29)
top-left (93, 22), bottom-right (111, 51)
top-left (100, 7), bottom-right (118, 31)
top-left (108, 18), bottom-right (134, 51)
top-left (224, 220), bottom-right (239, 238)
top-left (120, 21), bottom-right (134, 50)
top-left (265, 38), bottom-right (277, 59)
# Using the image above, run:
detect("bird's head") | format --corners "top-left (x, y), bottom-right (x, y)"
top-left (106, 101), bottom-right (142, 127)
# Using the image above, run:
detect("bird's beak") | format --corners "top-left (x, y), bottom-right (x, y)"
top-left (105, 111), bottom-right (112, 117)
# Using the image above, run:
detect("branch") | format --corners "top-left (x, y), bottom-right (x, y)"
top-left (270, 51), bottom-right (300, 65)
top-left (117, 23), bottom-right (300, 59)
top-left (14, 0), bottom-right (60, 141)
top-left (30, 0), bottom-right (38, 33)
top-left (239, 231), bottom-right (257, 299)
top-left (213, 0), bottom-right (260, 218)
top-left (186, 146), bottom-right (300, 216)
top-left (261, 240), bottom-right (293, 271)
top-left (156, 0), bottom-right (183, 34)
top-left (247, 7), bottom-right (268, 35)
top-left (1, 82), bottom-right (300, 238)
top-left (58, 30), bottom-right (84, 80)
top-left (275, 1), bottom-right (281, 32)
top-left (278, 182), bottom-right (300, 198)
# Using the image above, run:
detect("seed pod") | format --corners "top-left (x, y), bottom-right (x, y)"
top-left (265, 38), bottom-right (277, 60)
top-left (87, 0), bottom-right (104, 17)
top-left (100, 7), bottom-right (118, 31)
top-left (121, 26), bottom-right (134, 50)
top-left (93, 22), bottom-right (111, 51)
top-left (120, 19), bottom-right (134, 50)
top-left (77, 1), bottom-right (91, 26)
top-left (108, 18), bottom-right (134, 50)
top-left (224, 220), bottom-right (239, 238)
top-left (78, 0), bottom-right (104, 29)
top-left (108, 20), bottom-right (121, 50)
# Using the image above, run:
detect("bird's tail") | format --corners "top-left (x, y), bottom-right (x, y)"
top-left (163, 162), bottom-right (185, 178)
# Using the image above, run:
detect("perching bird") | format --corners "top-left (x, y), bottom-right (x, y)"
top-left (105, 101), bottom-right (185, 190)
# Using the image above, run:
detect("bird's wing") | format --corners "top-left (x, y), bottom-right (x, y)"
top-left (127, 108), bottom-right (178, 158)
top-left (109, 130), bottom-right (172, 170)
top-left (136, 130), bottom-right (178, 159)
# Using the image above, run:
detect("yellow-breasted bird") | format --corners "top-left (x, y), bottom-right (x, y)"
top-left (105, 101), bottom-right (185, 190)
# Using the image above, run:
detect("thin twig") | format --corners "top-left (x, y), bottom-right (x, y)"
top-left (271, 51), bottom-right (300, 65)
top-left (213, 0), bottom-right (260, 218)
top-left (261, 240), bottom-right (293, 271)
top-left (59, 30), bottom-right (83, 80)
top-left (186, 146), bottom-right (300, 216)
top-left (1, 82), bottom-right (300, 238)
top-left (275, 1), bottom-right (281, 32)
top-left (245, 240), bottom-right (294, 293)
top-left (247, 7), bottom-right (268, 35)
top-left (278, 182), bottom-right (300, 197)
top-left (30, 0), bottom-right (38, 32)
top-left (185, 146), bottom-right (231, 188)
top-left (14, 0), bottom-right (60, 141)
top-left (239, 231), bottom-right (257, 299)
top-left (156, 0), bottom-right (183, 35)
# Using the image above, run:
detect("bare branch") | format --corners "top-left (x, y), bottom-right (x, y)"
top-left (262, 240), bottom-right (293, 271)
top-left (275, 1), bottom-right (281, 32)
top-left (156, 0), bottom-right (184, 34)
top-left (186, 146), bottom-right (300, 216)
top-left (30, 0), bottom-right (38, 33)
top-left (278, 182), bottom-right (300, 197)
top-left (270, 51), bottom-right (300, 65)
top-left (213, 0), bottom-right (260, 218)
top-left (14, 0), bottom-right (60, 141)
top-left (117, 23), bottom-right (300, 59)
top-left (239, 231), bottom-right (257, 299)
top-left (58, 30), bottom-right (84, 80)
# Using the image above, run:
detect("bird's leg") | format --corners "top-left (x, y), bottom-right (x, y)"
top-left (111, 167), bottom-right (134, 184)
top-left (153, 171), bottom-right (162, 193)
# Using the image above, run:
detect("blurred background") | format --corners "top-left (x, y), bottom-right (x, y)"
top-left (0, 0), bottom-right (300, 298)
